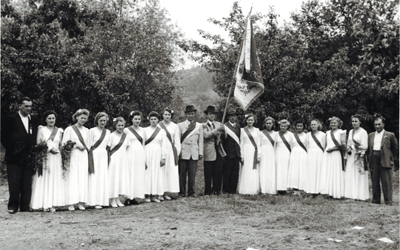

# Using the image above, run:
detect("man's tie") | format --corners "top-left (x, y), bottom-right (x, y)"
top-left (211, 122), bottom-right (215, 129)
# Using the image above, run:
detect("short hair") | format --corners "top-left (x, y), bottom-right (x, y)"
top-left (374, 114), bottom-right (386, 124)
top-left (72, 109), bottom-right (90, 122)
top-left (128, 111), bottom-right (143, 123)
top-left (351, 114), bottom-right (364, 125)
top-left (310, 118), bottom-right (322, 130)
top-left (294, 119), bottom-right (305, 127)
top-left (113, 117), bottom-right (126, 127)
top-left (148, 111), bottom-right (161, 120)
top-left (42, 110), bottom-right (57, 124)
top-left (263, 116), bottom-right (275, 128)
top-left (162, 107), bottom-right (174, 119)
top-left (278, 119), bottom-right (290, 127)
top-left (94, 112), bottom-right (109, 125)
top-left (18, 96), bottom-right (32, 105)
top-left (243, 114), bottom-right (257, 124)
top-left (328, 116), bottom-right (343, 128)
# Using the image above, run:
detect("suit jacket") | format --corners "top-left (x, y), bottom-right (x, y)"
top-left (221, 122), bottom-right (241, 159)
top-left (368, 130), bottom-right (398, 169)
top-left (1, 113), bottom-right (38, 164)
top-left (178, 120), bottom-right (203, 160)
top-left (202, 121), bottom-right (223, 161)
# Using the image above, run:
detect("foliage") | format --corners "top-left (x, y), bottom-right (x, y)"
top-left (181, 0), bottom-right (399, 135)
top-left (1, 0), bottom-right (184, 129)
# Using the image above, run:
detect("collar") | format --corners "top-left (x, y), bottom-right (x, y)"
top-left (207, 120), bottom-right (214, 125)
top-left (185, 120), bottom-right (194, 126)
top-left (18, 111), bottom-right (31, 119)
top-left (229, 121), bottom-right (236, 127)
top-left (376, 129), bottom-right (385, 135)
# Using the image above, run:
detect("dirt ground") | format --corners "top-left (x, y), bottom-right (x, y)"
top-left (0, 166), bottom-right (399, 250)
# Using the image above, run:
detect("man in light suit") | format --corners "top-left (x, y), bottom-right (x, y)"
top-left (367, 116), bottom-right (398, 205)
top-left (178, 105), bottom-right (203, 198)
top-left (1, 97), bottom-right (38, 213)
top-left (202, 105), bottom-right (224, 195)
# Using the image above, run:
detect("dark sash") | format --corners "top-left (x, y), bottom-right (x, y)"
top-left (311, 131), bottom-right (324, 152)
top-left (330, 130), bottom-right (345, 171)
top-left (262, 130), bottom-right (275, 146)
top-left (47, 127), bottom-right (59, 142)
top-left (72, 125), bottom-right (92, 173)
top-left (181, 121), bottom-right (196, 143)
top-left (128, 126), bottom-right (143, 144)
top-left (110, 133), bottom-right (127, 156)
top-left (351, 130), bottom-right (368, 171)
top-left (294, 132), bottom-right (307, 152)
top-left (159, 122), bottom-right (178, 166)
top-left (88, 129), bottom-right (107, 174)
top-left (279, 131), bottom-right (291, 152)
top-left (145, 127), bottom-right (161, 146)
top-left (244, 127), bottom-right (258, 169)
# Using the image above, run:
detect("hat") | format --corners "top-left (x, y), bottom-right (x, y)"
top-left (227, 108), bottom-right (237, 116)
top-left (184, 105), bottom-right (197, 113)
top-left (204, 105), bottom-right (216, 114)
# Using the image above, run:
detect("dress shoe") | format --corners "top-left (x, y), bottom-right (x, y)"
top-left (8, 209), bottom-right (16, 214)
top-left (164, 195), bottom-right (172, 200)
top-left (189, 194), bottom-right (197, 198)
top-left (124, 200), bottom-right (131, 206)
top-left (95, 206), bottom-right (102, 209)
top-left (68, 205), bottom-right (75, 211)
top-left (78, 204), bottom-right (85, 210)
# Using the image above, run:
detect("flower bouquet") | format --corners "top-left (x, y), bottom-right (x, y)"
top-left (61, 140), bottom-right (76, 178)
top-left (34, 141), bottom-right (48, 176)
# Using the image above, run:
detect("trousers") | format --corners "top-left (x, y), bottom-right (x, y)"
top-left (179, 159), bottom-right (198, 196)
top-left (371, 151), bottom-right (392, 205)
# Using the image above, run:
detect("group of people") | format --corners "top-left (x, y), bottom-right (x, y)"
top-left (1, 97), bottom-right (398, 214)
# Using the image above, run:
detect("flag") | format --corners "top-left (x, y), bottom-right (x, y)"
top-left (233, 9), bottom-right (264, 111)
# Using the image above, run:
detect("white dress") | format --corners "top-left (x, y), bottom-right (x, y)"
top-left (275, 131), bottom-right (294, 191)
top-left (306, 131), bottom-right (325, 194)
top-left (259, 130), bottom-right (277, 194)
top-left (287, 132), bottom-right (308, 190)
top-left (108, 132), bottom-right (130, 198)
top-left (319, 129), bottom-right (346, 198)
top-left (31, 126), bottom-right (65, 209)
top-left (144, 127), bottom-right (167, 195)
top-left (87, 128), bottom-right (110, 206)
top-left (344, 128), bottom-right (369, 200)
top-left (238, 127), bottom-right (261, 195)
top-left (124, 126), bottom-right (146, 199)
top-left (158, 121), bottom-right (181, 193)
top-left (62, 125), bottom-right (89, 205)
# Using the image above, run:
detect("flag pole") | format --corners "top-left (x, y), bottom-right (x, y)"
top-left (220, 81), bottom-right (234, 124)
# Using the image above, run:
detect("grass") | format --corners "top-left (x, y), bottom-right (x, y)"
top-left (0, 160), bottom-right (398, 249)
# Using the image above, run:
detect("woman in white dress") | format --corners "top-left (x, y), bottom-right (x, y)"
top-left (87, 112), bottom-right (110, 209)
top-left (287, 120), bottom-right (308, 191)
top-left (124, 111), bottom-right (146, 204)
top-left (62, 109), bottom-right (90, 211)
top-left (158, 108), bottom-right (181, 200)
top-left (108, 117), bottom-right (130, 207)
top-left (31, 111), bottom-right (65, 212)
top-left (144, 111), bottom-right (167, 202)
top-left (306, 119), bottom-right (325, 196)
top-left (259, 116), bottom-right (277, 194)
top-left (344, 114), bottom-right (369, 201)
top-left (320, 116), bottom-right (346, 198)
top-left (239, 114), bottom-right (261, 195)
top-left (275, 119), bottom-right (294, 195)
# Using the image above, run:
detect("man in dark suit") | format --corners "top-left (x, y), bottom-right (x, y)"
top-left (221, 109), bottom-right (241, 194)
top-left (1, 97), bottom-right (38, 213)
top-left (367, 116), bottom-right (398, 206)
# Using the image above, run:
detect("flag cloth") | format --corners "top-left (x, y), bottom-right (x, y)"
top-left (233, 9), bottom-right (264, 111)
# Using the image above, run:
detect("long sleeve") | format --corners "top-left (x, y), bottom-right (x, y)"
top-left (174, 125), bottom-right (181, 155)
top-left (36, 126), bottom-right (43, 145)
top-left (256, 129), bottom-right (261, 159)
top-left (161, 130), bottom-right (167, 160)
top-left (390, 133), bottom-right (398, 158)
top-left (198, 125), bottom-right (203, 156)
top-left (240, 128), bottom-right (244, 159)
top-left (87, 129), bottom-right (94, 149)
top-left (1, 116), bottom-right (12, 149)
top-left (346, 130), bottom-right (353, 147)
top-left (62, 126), bottom-right (72, 145)
top-left (340, 130), bottom-right (347, 145)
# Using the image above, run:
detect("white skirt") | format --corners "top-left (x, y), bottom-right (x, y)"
top-left (87, 148), bottom-right (109, 206)
top-left (127, 144), bottom-right (146, 199)
top-left (344, 151), bottom-right (369, 200)
top-left (109, 148), bottom-right (129, 198)
top-left (321, 151), bottom-right (344, 198)
top-left (64, 149), bottom-right (88, 205)
top-left (259, 145), bottom-right (276, 194)
top-left (276, 146), bottom-right (290, 191)
top-left (287, 147), bottom-right (308, 190)
top-left (306, 148), bottom-right (324, 194)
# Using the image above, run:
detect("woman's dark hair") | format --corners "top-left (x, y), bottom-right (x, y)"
top-left (294, 119), bottom-right (305, 128)
top-left (128, 111), bottom-right (142, 124)
top-left (351, 114), bottom-right (364, 125)
top-left (42, 110), bottom-right (57, 125)
top-left (162, 107), bottom-right (174, 119)
top-left (243, 114), bottom-right (257, 124)
top-left (263, 116), bottom-right (275, 128)
top-left (148, 111), bottom-right (161, 120)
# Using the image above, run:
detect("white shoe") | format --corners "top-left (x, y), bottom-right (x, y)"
top-left (68, 205), bottom-right (75, 211)
top-left (151, 198), bottom-right (160, 203)
top-left (95, 205), bottom-right (102, 209)
top-left (110, 199), bottom-right (118, 208)
top-left (159, 196), bottom-right (164, 201)
top-left (145, 198), bottom-right (151, 203)
top-left (116, 200), bottom-right (124, 207)
top-left (78, 204), bottom-right (85, 210)
top-left (50, 208), bottom-right (56, 213)
top-left (164, 195), bottom-right (171, 200)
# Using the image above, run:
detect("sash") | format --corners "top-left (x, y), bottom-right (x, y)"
top-left (88, 129), bottom-right (107, 174)
top-left (262, 130), bottom-right (275, 146)
top-left (224, 123), bottom-right (240, 146)
top-left (145, 127), bottom-right (161, 146)
top-left (110, 133), bottom-right (127, 156)
top-left (128, 126), bottom-right (143, 144)
top-left (311, 132), bottom-right (324, 152)
top-left (294, 132), bottom-right (307, 152)
top-left (351, 130), bottom-right (368, 171)
top-left (330, 130), bottom-right (345, 171)
top-left (244, 127), bottom-right (258, 169)
top-left (72, 125), bottom-right (92, 173)
top-left (159, 122), bottom-right (178, 165)
top-left (47, 127), bottom-right (59, 142)
top-left (279, 131), bottom-right (291, 152)
top-left (181, 121), bottom-right (197, 143)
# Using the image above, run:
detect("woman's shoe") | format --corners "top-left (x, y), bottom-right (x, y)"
top-left (158, 196), bottom-right (164, 201)
top-left (145, 198), bottom-right (151, 203)
top-left (50, 208), bottom-right (56, 213)
top-left (116, 200), bottom-right (124, 207)
top-left (151, 198), bottom-right (160, 203)
top-left (78, 204), bottom-right (85, 210)
top-left (95, 205), bottom-right (102, 209)
top-left (68, 205), bottom-right (75, 211)
top-left (164, 195), bottom-right (172, 200)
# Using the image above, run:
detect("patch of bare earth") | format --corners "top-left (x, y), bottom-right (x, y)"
top-left (0, 165), bottom-right (398, 250)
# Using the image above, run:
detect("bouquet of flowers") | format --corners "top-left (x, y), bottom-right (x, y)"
top-left (34, 141), bottom-right (48, 176)
top-left (61, 140), bottom-right (76, 178)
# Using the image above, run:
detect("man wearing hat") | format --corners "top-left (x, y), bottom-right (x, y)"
top-left (221, 108), bottom-right (241, 194)
top-left (202, 105), bottom-right (225, 195)
top-left (177, 105), bottom-right (203, 198)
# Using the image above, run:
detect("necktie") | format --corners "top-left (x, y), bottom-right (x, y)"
top-left (210, 122), bottom-right (215, 129)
